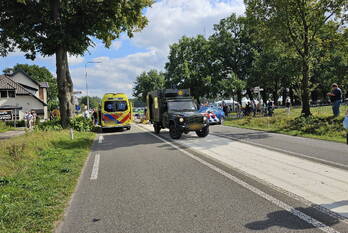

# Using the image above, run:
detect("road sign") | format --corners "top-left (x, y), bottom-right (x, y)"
top-left (0, 110), bottom-right (12, 120)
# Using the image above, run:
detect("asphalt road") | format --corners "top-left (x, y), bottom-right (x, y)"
top-left (57, 125), bottom-right (348, 233)
top-left (210, 125), bottom-right (348, 170)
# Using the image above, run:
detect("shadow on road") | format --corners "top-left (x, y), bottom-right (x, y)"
top-left (245, 206), bottom-right (341, 231)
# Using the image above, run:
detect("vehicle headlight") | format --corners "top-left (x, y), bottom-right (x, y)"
top-left (179, 117), bottom-right (184, 123)
top-left (203, 116), bottom-right (207, 121)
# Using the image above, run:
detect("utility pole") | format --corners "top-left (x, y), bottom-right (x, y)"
top-left (85, 61), bottom-right (102, 111)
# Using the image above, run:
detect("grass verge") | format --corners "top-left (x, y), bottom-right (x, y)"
top-left (0, 130), bottom-right (95, 233)
top-left (225, 105), bottom-right (348, 143)
top-left (0, 121), bottom-right (13, 133)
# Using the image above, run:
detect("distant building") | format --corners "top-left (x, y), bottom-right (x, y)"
top-left (0, 70), bottom-right (48, 121)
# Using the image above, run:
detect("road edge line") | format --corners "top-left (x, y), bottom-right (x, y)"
top-left (54, 134), bottom-right (99, 233)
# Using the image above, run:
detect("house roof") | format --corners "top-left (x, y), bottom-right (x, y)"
top-left (0, 75), bottom-right (47, 106)
top-left (0, 75), bottom-right (30, 94)
top-left (10, 69), bottom-right (42, 86)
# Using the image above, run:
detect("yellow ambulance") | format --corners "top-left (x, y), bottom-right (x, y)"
top-left (100, 93), bottom-right (132, 130)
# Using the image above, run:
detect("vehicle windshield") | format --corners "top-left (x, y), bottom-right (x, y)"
top-left (104, 101), bottom-right (128, 112)
top-left (168, 101), bottom-right (197, 112)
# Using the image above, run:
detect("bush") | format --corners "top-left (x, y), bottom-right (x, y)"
top-left (5, 120), bottom-right (25, 127)
top-left (69, 116), bottom-right (94, 132)
top-left (36, 119), bottom-right (63, 131)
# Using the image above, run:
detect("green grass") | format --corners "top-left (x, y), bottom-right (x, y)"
top-left (0, 130), bottom-right (95, 233)
top-left (0, 121), bottom-right (13, 133)
top-left (225, 105), bottom-right (348, 143)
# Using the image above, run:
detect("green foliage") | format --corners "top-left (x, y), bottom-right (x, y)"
top-left (36, 119), bottom-right (63, 131)
top-left (1, 0), bottom-right (153, 126)
top-left (78, 96), bottom-right (101, 110)
top-left (0, 130), bottom-right (94, 232)
top-left (4, 120), bottom-right (25, 128)
top-left (225, 105), bottom-right (348, 143)
top-left (165, 35), bottom-right (212, 103)
top-left (0, 0), bottom-right (154, 58)
top-left (244, 0), bottom-right (347, 115)
top-left (133, 69), bottom-right (165, 102)
top-left (69, 117), bottom-right (94, 132)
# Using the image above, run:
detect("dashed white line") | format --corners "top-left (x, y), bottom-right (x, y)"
top-left (90, 153), bottom-right (100, 180)
top-left (136, 125), bottom-right (340, 233)
top-left (98, 135), bottom-right (104, 144)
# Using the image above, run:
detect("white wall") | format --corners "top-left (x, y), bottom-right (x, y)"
top-left (0, 95), bottom-right (47, 120)
top-left (11, 73), bottom-right (40, 98)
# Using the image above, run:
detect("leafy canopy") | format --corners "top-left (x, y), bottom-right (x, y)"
top-left (0, 0), bottom-right (153, 59)
top-left (133, 70), bottom-right (165, 103)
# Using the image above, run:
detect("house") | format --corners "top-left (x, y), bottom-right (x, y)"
top-left (0, 70), bottom-right (49, 121)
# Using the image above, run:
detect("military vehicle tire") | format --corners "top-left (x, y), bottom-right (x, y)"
top-left (196, 126), bottom-right (209, 137)
top-left (154, 124), bottom-right (161, 134)
top-left (169, 124), bottom-right (182, 139)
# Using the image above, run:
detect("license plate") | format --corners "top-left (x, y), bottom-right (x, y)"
top-left (189, 123), bottom-right (202, 130)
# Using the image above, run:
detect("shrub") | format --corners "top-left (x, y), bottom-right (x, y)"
top-left (4, 120), bottom-right (25, 127)
top-left (69, 116), bottom-right (94, 132)
top-left (36, 119), bottom-right (63, 131)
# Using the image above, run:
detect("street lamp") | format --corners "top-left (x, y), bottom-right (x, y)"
top-left (85, 61), bottom-right (102, 111)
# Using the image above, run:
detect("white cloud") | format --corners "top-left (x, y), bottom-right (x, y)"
top-left (111, 41), bottom-right (122, 50)
top-left (68, 54), bottom-right (84, 65)
top-left (71, 50), bottom-right (162, 97)
top-left (132, 0), bottom-right (245, 55)
top-left (71, 0), bottom-right (245, 98)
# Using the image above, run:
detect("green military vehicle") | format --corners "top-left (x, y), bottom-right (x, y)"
top-left (147, 89), bottom-right (209, 139)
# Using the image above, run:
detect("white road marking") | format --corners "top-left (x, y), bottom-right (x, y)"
top-left (218, 125), bottom-right (348, 170)
top-left (98, 135), bottom-right (104, 144)
top-left (136, 125), bottom-right (340, 233)
top-left (90, 153), bottom-right (100, 180)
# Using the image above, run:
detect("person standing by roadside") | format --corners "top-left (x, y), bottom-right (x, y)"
top-left (27, 111), bottom-right (33, 129)
top-left (24, 112), bottom-right (28, 128)
top-left (92, 108), bottom-right (98, 125)
top-left (327, 83), bottom-right (342, 117)
top-left (32, 111), bottom-right (37, 126)
top-left (285, 97), bottom-right (291, 115)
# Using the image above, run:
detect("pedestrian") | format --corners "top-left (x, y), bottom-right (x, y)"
top-left (344, 110), bottom-right (348, 144)
top-left (327, 83), bottom-right (342, 117)
top-left (92, 108), bottom-right (98, 125)
top-left (24, 112), bottom-right (28, 128)
top-left (32, 111), bottom-right (37, 126)
top-left (223, 104), bottom-right (229, 118)
top-left (27, 112), bottom-right (33, 129)
top-left (251, 100), bottom-right (256, 117)
top-left (267, 100), bottom-right (274, 117)
top-left (285, 97), bottom-right (291, 115)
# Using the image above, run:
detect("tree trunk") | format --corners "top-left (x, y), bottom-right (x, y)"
top-left (301, 60), bottom-right (311, 116)
top-left (56, 46), bottom-right (74, 128)
top-left (51, 0), bottom-right (74, 128)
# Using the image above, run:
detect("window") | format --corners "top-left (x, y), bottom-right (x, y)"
top-left (0, 90), bottom-right (8, 98)
top-left (8, 91), bottom-right (15, 98)
top-left (168, 101), bottom-right (197, 112)
top-left (104, 101), bottom-right (128, 112)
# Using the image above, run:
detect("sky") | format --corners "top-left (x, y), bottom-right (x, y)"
top-left (0, 0), bottom-right (245, 98)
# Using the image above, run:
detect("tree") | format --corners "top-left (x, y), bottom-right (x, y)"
top-left (78, 96), bottom-right (101, 110)
top-left (245, 0), bottom-right (347, 116)
top-left (165, 35), bottom-right (212, 104)
top-left (3, 64), bottom-right (59, 110)
top-left (1, 0), bottom-right (153, 127)
top-left (133, 70), bottom-right (165, 103)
